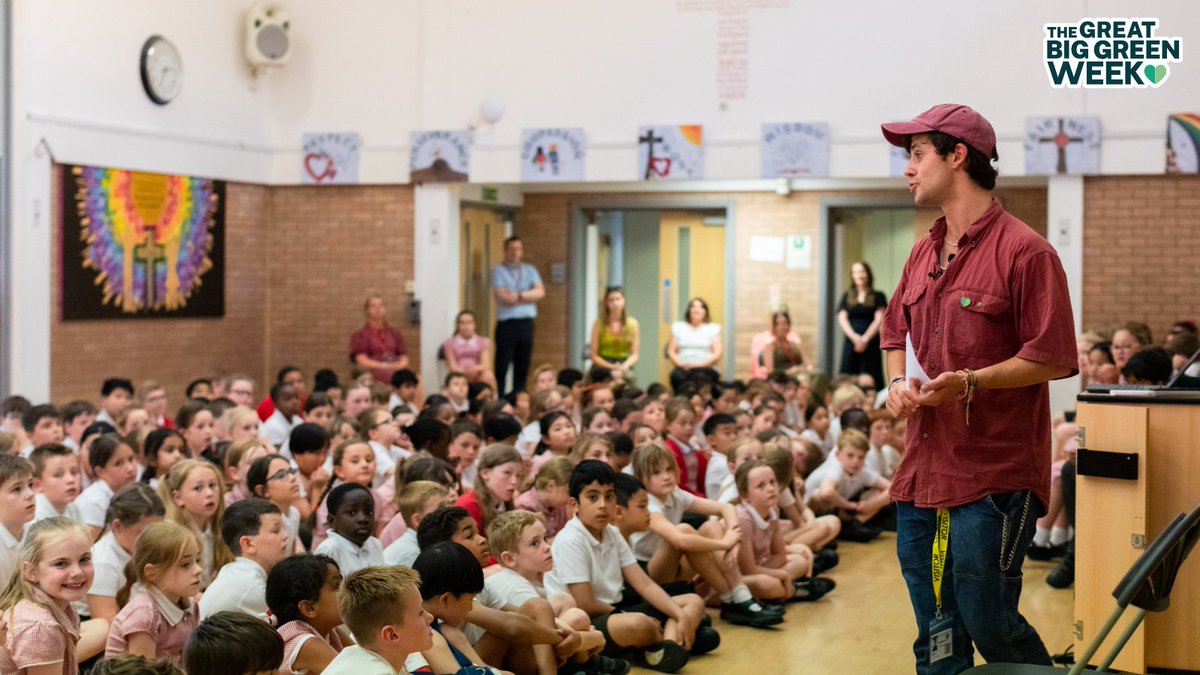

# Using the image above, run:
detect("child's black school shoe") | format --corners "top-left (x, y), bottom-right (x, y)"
top-left (635, 640), bottom-right (689, 673)
top-left (790, 576), bottom-right (836, 602)
top-left (1026, 543), bottom-right (1066, 561)
top-left (719, 599), bottom-right (784, 627)
top-left (812, 548), bottom-right (840, 574)
top-left (689, 625), bottom-right (721, 655)
top-left (838, 519), bottom-right (881, 542)
top-left (584, 654), bottom-right (632, 675)
top-left (699, 612), bottom-right (712, 628)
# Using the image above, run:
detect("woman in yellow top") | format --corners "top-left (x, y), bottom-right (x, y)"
top-left (589, 286), bottom-right (640, 383)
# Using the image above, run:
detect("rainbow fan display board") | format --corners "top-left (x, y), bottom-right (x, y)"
top-left (61, 164), bottom-right (225, 320)
top-left (1167, 113), bottom-right (1200, 174)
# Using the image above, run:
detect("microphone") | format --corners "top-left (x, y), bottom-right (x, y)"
top-left (928, 254), bottom-right (954, 279)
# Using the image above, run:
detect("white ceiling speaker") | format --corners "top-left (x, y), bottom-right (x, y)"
top-left (245, 3), bottom-right (291, 67)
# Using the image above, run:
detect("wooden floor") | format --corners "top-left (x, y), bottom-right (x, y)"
top-left (636, 533), bottom-right (1074, 674)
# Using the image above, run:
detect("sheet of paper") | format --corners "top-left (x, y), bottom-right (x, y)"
top-left (748, 235), bottom-right (784, 263)
top-left (906, 333), bottom-right (931, 391)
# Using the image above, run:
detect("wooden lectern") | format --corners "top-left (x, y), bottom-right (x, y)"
top-left (1075, 393), bottom-right (1200, 673)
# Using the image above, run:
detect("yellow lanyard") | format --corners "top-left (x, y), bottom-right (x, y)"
top-left (932, 508), bottom-right (950, 618)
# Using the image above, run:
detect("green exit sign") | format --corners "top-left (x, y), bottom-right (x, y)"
top-left (481, 187), bottom-right (498, 202)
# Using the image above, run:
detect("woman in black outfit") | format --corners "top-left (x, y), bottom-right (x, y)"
top-left (836, 260), bottom-right (887, 389)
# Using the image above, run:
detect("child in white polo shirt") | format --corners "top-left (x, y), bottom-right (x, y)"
top-left (545, 461), bottom-right (711, 673)
top-left (200, 498), bottom-right (291, 621)
top-left (29, 443), bottom-right (84, 524)
top-left (0, 455), bottom-right (36, 584)
top-left (315, 483), bottom-right (385, 575)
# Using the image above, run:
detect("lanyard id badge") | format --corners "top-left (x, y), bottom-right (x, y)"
top-left (929, 508), bottom-right (953, 663)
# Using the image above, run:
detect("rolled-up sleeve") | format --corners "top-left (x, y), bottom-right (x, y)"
top-left (1013, 251), bottom-right (1078, 377)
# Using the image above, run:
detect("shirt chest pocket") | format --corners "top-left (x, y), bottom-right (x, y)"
top-left (946, 290), bottom-right (1017, 364)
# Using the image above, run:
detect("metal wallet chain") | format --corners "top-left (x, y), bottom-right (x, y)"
top-left (999, 490), bottom-right (1032, 572)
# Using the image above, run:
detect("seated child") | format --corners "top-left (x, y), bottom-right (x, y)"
top-left (87, 484), bottom-right (166, 623)
top-left (660, 398), bottom-right (706, 497)
top-left (288, 423), bottom-right (332, 520)
top-left (760, 444), bottom-right (839, 571)
top-left (713, 439), bottom-right (765, 504)
top-left (571, 433), bottom-right (614, 465)
top-left (383, 481), bottom-right (451, 566)
top-left (184, 610), bottom-right (285, 675)
top-left (798, 403), bottom-right (833, 458)
top-left (514, 457), bottom-right (573, 540)
top-left (415, 506), bottom-right (576, 674)
top-left (457, 444), bottom-right (522, 533)
top-left (628, 446), bottom-right (782, 628)
top-left (0, 456), bottom-right (36, 583)
top-left (267, 554), bottom-right (347, 675)
top-left (733, 460), bottom-right (834, 602)
top-left (313, 440), bottom-right (390, 548)
top-left (582, 406), bottom-right (614, 435)
top-left (864, 410), bottom-right (902, 480)
top-left (322, 566), bottom-right (433, 675)
top-left (139, 429), bottom-right (187, 490)
top-left (545, 461), bottom-right (714, 673)
top-left (315, 483), bottom-right (385, 575)
top-left (78, 433), bottom-right (140, 539)
top-left (700, 414), bottom-right (737, 500)
top-left (804, 429), bottom-right (892, 542)
top-left (105, 521), bottom-right (201, 663)
top-left (485, 510), bottom-right (619, 674)
top-left (200, 498), bottom-right (291, 620)
top-left (246, 454), bottom-right (306, 554)
top-left (605, 432), bottom-right (634, 474)
top-left (262, 382), bottom-right (303, 449)
top-left (60, 400), bottom-right (98, 452)
top-left (446, 420), bottom-right (484, 491)
top-left (444, 372), bottom-right (471, 414)
top-left (19, 405), bottom-right (63, 457)
top-left (222, 438), bottom-right (270, 506)
top-left (29, 443), bottom-right (83, 524)
top-left (530, 412), bottom-right (576, 474)
top-left (412, 542), bottom-right (508, 674)
top-left (158, 459), bottom-right (232, 590)
top-left (0, 517), bottom-right (108, 673)
top-left (91, 655), bottom-right (183, 674)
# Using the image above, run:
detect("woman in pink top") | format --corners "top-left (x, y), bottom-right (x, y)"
top-left (442, 310), bottom-right (497, 390)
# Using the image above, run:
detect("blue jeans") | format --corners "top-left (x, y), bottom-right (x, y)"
top-left (897, 493), bottom-right (1051, 674)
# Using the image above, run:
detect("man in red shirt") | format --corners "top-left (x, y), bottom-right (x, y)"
top-left (880, 104), bottom-right (1077, 673)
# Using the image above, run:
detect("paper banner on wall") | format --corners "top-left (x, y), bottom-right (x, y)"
top-left (301, 132), bottom-right (361, 184)
top-left (761, 123), bottom-right (830, 177)
top-left (637, 125), bottom-right (704, 180)
top-left (748, 235), bottom-right (784, 263)
top-left (410, 130), bottom-right (471, 183)
top-left (785, 235), bottom-right (812, 269)
top-left (1024, 116), bottom-right (1101, 175)
top-left (520, 128), bottom-right (585, 182)
top-left (1167, 113), bottom-right (1200, 174)
top-left (60, 164), bottom-right (225, 319)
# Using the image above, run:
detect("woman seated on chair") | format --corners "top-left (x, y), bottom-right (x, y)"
top-left (589, 286), bottom-right (640, 384)
top-left (762, 308), bottom-right (812, 376)
top-left (667, 297), bottom-right (722, 394)
top-left (442, 310), bottom-right (498, 390)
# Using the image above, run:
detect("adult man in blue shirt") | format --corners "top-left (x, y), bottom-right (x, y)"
top-left (491, 236), bottom-right (545, 394)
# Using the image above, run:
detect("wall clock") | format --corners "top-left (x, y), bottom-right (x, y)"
top-left (140, 35), bottom-right (182, 105)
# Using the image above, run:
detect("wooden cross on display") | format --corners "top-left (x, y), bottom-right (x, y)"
top-left (1037, 118), bottom-right (1084, 175)
top-left (134, 228), bottom-right (165, 309)
top-left (639, 129), bottom-right (664, 179)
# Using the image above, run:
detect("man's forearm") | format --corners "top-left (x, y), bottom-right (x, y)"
top-left (977, 357), bottom-right (1071, 390)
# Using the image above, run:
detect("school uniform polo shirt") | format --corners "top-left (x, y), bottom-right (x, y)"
top-left (630, 487), bottom-right (695, 562)
top-left (74, 480), bottom-right (115, 528)
top-left (34, 493), bottom-right (83, 525)
top-left (545, 517), bottom-right (637, 606)
top-left (323, 645), bottom-right (409, 675)
top-left (199, 557), bottom-right (269, 621)
top-left (314, 532), bottom-right (384, 577)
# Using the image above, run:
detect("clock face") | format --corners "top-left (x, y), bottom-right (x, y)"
top-left (140, 36), bottom-right (182, 105)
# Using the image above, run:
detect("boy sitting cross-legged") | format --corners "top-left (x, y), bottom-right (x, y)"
top-left (415, 506), bottom-right (580, 675)
top-left (544, 461), bottom-right (713, 674)
top-left (486, 510), bottom-right (628, 675)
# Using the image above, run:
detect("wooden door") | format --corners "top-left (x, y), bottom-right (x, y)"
top-left (460, 207), bottom-right (507, 342)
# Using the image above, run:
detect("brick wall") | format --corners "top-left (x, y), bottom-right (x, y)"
top-left (518, 187), bottom-right (1048, 380)
top-left (1082, 174), bottom-right (1200, 340)
top-left (50, 173), bottom-right (416, 407)
top-left (265, 185), bottom-right (419, 387)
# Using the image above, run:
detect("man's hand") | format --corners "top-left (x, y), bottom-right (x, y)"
top-left (886, 377), bottom-right (922, 419)
top-left (916, 371), bottom-right (966, 408)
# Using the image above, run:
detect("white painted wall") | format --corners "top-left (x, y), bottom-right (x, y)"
top-left (5, 0), bottom-right (1198, 396)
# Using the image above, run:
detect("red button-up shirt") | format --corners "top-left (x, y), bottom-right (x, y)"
top-left (880, 199), bottom-right (1077, 510)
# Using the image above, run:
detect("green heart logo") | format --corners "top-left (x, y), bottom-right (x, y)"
top-left (1144, 64), bottom-right (1168, 85)
top-left (961, 297), bottom-right (972, 308)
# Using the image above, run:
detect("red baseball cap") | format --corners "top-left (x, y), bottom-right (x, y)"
top-left (881, 104), bottom-right (998, 160)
